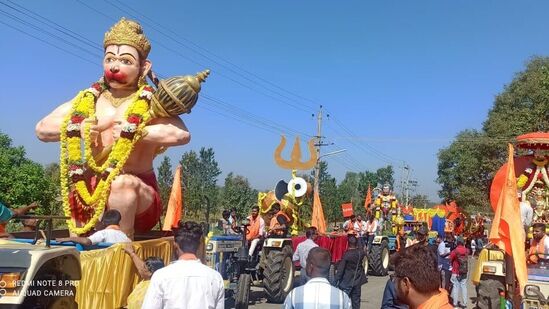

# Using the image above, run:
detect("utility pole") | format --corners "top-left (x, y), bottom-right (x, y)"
top-left (403, 164), bottom-right (410, 206)
top-left (313, 105), bottom-right (331, 192)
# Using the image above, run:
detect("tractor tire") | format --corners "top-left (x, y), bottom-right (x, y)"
top-left (263, 248), bottom-right (295, 303)
top-left (476, 278), bottom-right (504, 309)
top-left (235, 273), bottom-right (251, 309)
top-left (328, 263), bottom-right (336, 285)
top-left (368, 240), bottom-right (389, 276)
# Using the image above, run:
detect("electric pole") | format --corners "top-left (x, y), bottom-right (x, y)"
top-left (313, 105), bottom-right (331, 192)
top-left (403, 164), bottom-right (410, 206)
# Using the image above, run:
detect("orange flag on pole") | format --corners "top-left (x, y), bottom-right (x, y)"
top-left (311, 190), bottom-right (327, 234)
top-left (488, 144), bottom-right (527, 295)
top-left (364, 184), bottom-right (372, 211)
top-left (162, 165), bottom-right (183, 231)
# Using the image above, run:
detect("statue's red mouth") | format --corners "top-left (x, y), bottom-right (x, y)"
top-left (104, 70), bottom-right (127, 83)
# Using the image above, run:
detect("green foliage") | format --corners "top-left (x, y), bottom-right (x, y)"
top-left (317, 161), bottom-right (339, 223)
top-left (331, 165), bottom-right (396, 217)
top-left (220, 172), bottom-right (258, 218)
top-left (180, 147), bottom-right (221, 223)
top-left (437, 57), bottom-right (549, 213)
top-left (0, 132), bottom-right (57, 215)
top-left (157, 156), bottom-right (173, 212)
top-left (376, 165), bottom-right (395, 188)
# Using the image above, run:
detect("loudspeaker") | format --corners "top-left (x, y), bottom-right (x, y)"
top-left (275, 180), bottom-right (289, 201)
top-left (288, 177), bottom-right (308, 198)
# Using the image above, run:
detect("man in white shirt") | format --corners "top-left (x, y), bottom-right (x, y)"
top-left (519, 192), bottom-right (533, 239)
top-left (364, 215), bottom-right (378, 250)
top-left (284, 247), bottom-right (351, 309)
top-left (293, 226), bottom-right (319, 285)
top-left (56, 209), bottom-right (131, 245)
top-left (142, 221), bottom-right (224, 309)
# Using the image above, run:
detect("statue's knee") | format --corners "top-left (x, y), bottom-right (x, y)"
top-left (111, 174), bottom-right (140, 191)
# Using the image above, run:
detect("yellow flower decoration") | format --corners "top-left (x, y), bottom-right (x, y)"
top-left (59, 81), bottom-right (153, 235)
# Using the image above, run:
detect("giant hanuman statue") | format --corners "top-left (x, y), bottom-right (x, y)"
top-left (36, 18), bottom-right (208, 237)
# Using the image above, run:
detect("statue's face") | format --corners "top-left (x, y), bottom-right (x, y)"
top-left (103, 45), bottom-right (145, 90)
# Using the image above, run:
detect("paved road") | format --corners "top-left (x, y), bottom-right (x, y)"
top-left (246, 258), bottom-right (478, 309)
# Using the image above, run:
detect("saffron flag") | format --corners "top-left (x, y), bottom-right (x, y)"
top-left (311, 190), bottom-right (327, 234)
top-left (488, 144), bottom-right (527, 295)
top-left (364, 184), bottom-right (372, 212)
top-left (162, 165), bottom-right (183, 231)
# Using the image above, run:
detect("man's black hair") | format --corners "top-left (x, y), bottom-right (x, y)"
top-left (174, 221), bottom-right (203, 254)
top-left (144, 256), bottom-right (165, 274)
top-left (102, 209), bottom-right (122, 226)
top-left (271, 203), bottom-right (281, 212)
top-left (222, 210), bottom-right (230, 219)
top-left (306, 226), bottom-right (317, 239)
top-left (393, 244), bottom-right (439, 294)
top-left (348, 234), bottom-right (358, 247)
top-left (533, 222), bottom-right (546, 230)
top-left (307, 247), bottom-right (331, 277)
top-left (251, 206), bottom-right (259, 212)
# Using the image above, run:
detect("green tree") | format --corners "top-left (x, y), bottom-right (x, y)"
top-left (180, 147), bottom-right (222, 223)
top-left (43, 163), bottom-right (61, 216)
top-left (220, 172), bottom-right (258, 218)
top-left (0, 132), bottom-right (56, 214)
top-left (376, 165), bottom-right (394, 188)
top-left (337, 172), bottom-right (360, 213)
top-left (316, 161), bottom-right (339, 224)
top-left (437, 57), bottom-right (549, 213)
top-left (157, 156), bottom-right (173, 211)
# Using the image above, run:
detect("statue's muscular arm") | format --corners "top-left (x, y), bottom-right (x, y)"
top-left (35, 101), bottom-right (73, 142)
top-left (141, 116), bottom-right (191, 147)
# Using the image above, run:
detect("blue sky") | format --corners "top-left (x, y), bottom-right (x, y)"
top-left (1, 1), bottom-right (548, 202)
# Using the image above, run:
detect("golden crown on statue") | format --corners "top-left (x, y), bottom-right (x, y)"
top-left (104, 18), bottom-right (151, 58)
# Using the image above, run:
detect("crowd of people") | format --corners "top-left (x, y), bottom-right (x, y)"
top-left (7, 199), bottom-right (541, 309)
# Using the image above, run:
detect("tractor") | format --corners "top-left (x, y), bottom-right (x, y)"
top-left (367, 220), bottom-right (434, 276)
top-left (0, 216), bottom-right (81, 309)
top-left (205, 220), bottom-right (295, 308)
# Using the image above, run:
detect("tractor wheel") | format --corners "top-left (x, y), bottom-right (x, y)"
top-left (263, 248), bottom-right (295, 303)
top-left (476, 278), bottom-right (504, 309)
top-left (235, 273), bottom-right (251, 309)
top-left (368, 240), bottom-right (389, 276)
top-left (328, 263), bottom-right (336, 285)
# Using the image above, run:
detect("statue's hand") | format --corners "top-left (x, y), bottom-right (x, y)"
top-left (112, 121), bottom-right (124, 141)
top-left (82, 118), bottom-right (100, 146)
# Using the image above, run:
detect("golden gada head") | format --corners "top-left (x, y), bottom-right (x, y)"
top-left (104, 17), bottom-right (151, 58)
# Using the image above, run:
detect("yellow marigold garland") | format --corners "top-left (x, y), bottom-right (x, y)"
top-left (60, 80), bottom-right (153, 235)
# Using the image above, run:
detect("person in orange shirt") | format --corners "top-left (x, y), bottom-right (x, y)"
top-left (343, 215), bottom-right (357, 234)
top-left (246, 206), bottom-right (265, 256)
top-left (528, 222), bottom-right (549, 264)
top-left (392, 244), bottom-right (453, 309)
top-left (268, 203), bottom-right (290, 238)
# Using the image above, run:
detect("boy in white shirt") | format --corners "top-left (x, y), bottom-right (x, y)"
top-left (56, 209), bottom-right (131, 245)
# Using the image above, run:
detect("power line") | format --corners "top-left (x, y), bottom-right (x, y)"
top-left (0, 18), bottom-right (97, 66)
top-left (0, 4), bottom-right (312, 138)
top-left (2, 0), bottom-right (101, 52)
top-left (202, 94), bottom-right (311, 137)
top-left (106, 0), bottom-right (319, 110)
top-left (74, 0), bottom-right (314, 114)
top-left (0, 7), bottom-right (102, 60)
